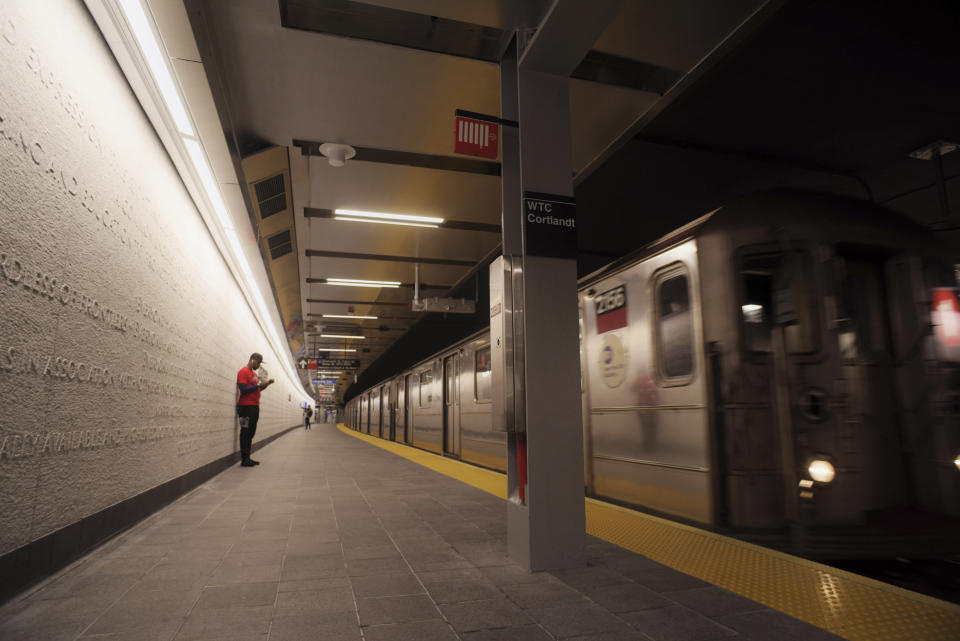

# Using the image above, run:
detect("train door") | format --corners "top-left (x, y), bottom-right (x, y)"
top-left (738, 249), bottom-right (824, 527)
top-left (404, 373), bottom-right (414, 443)
top-left (833, 251), bottom-right (908, 512)
top-left (377, 387), bottom-right (384, 438)
top-left (364, 394), bottom-right (371, 434)
top-left (395, 378), bottom-right (404, 442)
top-left (388, 381), bottom-right (397, 441)
top-left (443, 354), bottom-right (461, 456)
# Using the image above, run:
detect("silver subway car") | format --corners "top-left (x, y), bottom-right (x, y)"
top-left (346, 191), bottom-right (960, 556)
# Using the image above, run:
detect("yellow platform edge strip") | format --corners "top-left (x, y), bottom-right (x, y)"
top-left (336, 424), bottom-right (960, 641)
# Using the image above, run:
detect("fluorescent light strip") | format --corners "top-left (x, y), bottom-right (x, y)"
top-left (325, 282), bottom-right (399, 289)
top-left (334, 209), bottom-right (443, 224)
top-left (322, 314), bottom-right (377, 320)
top-left (184, 139), bottom-right (233, 229)
top-left (317, 348), bottom-right (357, 352)
top-left (118, 1), bottom-right (317, 403)
top-left (325, 278), bottom-right (400, 288)
top-left (118, 0), bottom-right (195, 136)
top-left (327, 278), bottom-right (401, 285)
top-left (224, 229), bottom-right (254, 280)
top-left (319, 334), bottom-right (365, 340)
top-left (334, 216), bottom-right (438, 229)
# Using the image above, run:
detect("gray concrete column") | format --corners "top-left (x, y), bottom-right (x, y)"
top-left (496, 0), bottom-right (624, 574)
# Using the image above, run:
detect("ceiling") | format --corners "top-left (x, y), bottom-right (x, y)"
top-left (176, 0), bottom-right (960, 402)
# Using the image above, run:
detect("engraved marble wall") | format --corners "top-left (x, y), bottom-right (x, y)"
top-left (0, 0), bottom-right (304, 556)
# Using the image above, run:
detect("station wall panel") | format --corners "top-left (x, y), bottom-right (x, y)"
top-left (0, 0), bottom-right (303, 574)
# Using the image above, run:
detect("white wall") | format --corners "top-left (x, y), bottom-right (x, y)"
top-left (0, 0), bottom-right (303, 557)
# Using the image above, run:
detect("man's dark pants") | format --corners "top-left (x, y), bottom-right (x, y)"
top-left (237, 405), bottom-right (259, 461)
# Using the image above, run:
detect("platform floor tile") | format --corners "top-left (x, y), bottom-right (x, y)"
top-left (339, 424), bottom-right (960, 641)
top-left (0, 424), bottom-right (869, 640)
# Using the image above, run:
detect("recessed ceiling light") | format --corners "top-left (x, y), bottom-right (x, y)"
top-left (319, 334), bottom-right (366, 340)
top-left (317, 347), bottom-right (357, 352)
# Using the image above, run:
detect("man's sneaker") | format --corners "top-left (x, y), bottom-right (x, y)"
top-left (241, 460), bottom-right (256, 467)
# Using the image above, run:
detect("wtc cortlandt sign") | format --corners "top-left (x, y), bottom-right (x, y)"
top-left (523, 191), bottom-right (577, 259)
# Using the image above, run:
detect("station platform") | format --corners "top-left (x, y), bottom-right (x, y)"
top-left (0, 423), bottom-right (956, 641)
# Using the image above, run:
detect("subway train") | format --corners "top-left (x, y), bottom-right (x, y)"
top-left (344, 191), bottom-right (960, 558)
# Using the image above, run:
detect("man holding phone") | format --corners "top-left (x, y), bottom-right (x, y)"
top-left (236, 352), bottom-right (275, 467)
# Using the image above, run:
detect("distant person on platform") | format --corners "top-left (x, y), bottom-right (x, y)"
top-left (304, 406), bottom-right (313, 430)
top-left (236, 352), bottom-right (275, 467)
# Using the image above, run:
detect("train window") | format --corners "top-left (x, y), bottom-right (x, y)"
top-left (654, 267), bottom-right (694, 382)
top-left (475, 346), bottom-right (492, 401)
top-left (836, 257), bottom-right (892, 361)
top-left (741, 253), bottom-right (816, 354)
top-left (419, 370), bottom-right (433, 407)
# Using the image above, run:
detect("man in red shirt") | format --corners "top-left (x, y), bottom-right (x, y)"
top-left (236, 352), bottom-right (275, 467)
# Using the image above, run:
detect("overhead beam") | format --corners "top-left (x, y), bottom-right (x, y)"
top-left (305, 207), bottom-right (501, 233)
top-left (572, 0), bottom-right (786, 186)
top-left (281, 1), bottom-right (679, 93)
top-left (518, 0), bottom-right (625, 76)
top-left (305, 248), bottom-right (477, 267)
top-left (280, 0), bottom-right (503, 61)
top-left (293, 140), bottom-right (500, 176)
top-left (572, 51), bottom-right (682, 95)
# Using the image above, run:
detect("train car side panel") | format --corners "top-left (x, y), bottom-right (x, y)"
top-left (582, 240), bottom-right (712, 524)
top-left (458, 337), bottom-right (505, 471)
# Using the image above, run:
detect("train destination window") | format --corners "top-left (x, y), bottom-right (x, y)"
top-left (655, 267), bottom-right (694, 381)
top-left (419, 370), bottom-right (433, 407)
top-left (475, 345), bottom-right (492, 401)
top-left (741, 253), bottom-right (816, 354)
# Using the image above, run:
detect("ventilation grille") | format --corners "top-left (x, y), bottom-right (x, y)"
top-left (253, 174), bottom-right (287, 219)
top-left (267, 230), bottom-right (292, 259)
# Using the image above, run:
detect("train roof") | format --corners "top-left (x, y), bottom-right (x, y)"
top-left (579, 190), bottom-right (941, 288)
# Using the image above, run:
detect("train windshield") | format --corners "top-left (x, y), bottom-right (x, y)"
top-left (741, 252), bottom-right (817, 354)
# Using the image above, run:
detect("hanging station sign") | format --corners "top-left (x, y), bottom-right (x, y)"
top-left (317, 358), bottom-right (361, 369)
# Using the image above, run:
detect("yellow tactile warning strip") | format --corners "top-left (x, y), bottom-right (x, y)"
top-left (338, 425), bottom-right (507, 498)
top-left (336, 424), bottom-right (960, 641)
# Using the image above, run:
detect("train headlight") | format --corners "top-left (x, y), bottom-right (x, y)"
top-left (954, 454), bottom-right (960, 472)
top-left (808, 458), bottom-right (836, 484)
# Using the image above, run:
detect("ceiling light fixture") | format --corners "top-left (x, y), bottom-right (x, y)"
top-left (325, 278), bottom-right (400, 288)
top-left (322, 314), bottom-right (377, 320)
top-left (334, 217), bottom-right (438, 229)
top-left (319, 334), bottom-right (366, 340)
top-left (317, 347), bottom-right (357, 352)
top-left (334, 209), bottom-right (444, 226)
